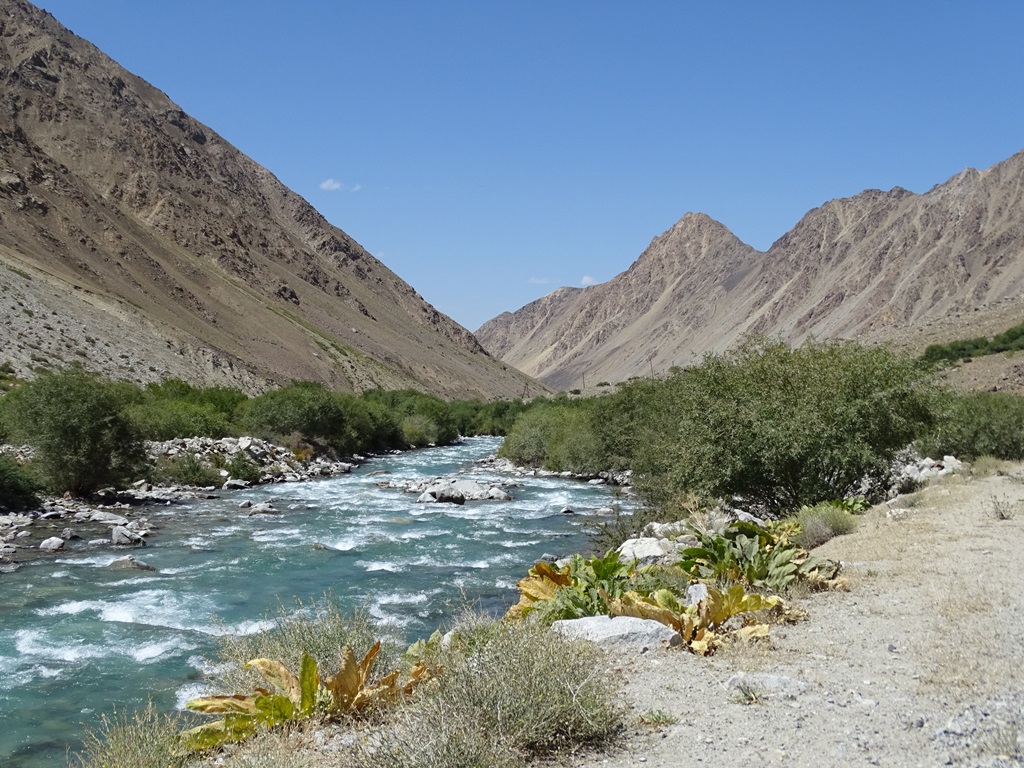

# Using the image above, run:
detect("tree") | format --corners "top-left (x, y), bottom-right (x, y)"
top-left (2, 368), bottom-right (144, 494)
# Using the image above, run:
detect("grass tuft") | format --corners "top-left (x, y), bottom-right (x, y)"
top-left (71, 701), bottom-right (186, 768)
top-left (794, 502), bottom-right (857, 549)
top-left (355, 613), bottom-right (620, 768)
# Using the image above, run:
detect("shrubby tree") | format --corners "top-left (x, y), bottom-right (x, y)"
top-left (917, 390), bottom-right (1024, 461)
top-left (2, 367), bottom-right (145, 494)
top-left (634, 338), bottom-right (938, 514)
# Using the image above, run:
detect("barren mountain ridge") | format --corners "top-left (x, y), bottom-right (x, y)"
top-left (0, 0), bottom-right (543, 399)
top-left (477, 151), bottom-right (1024, 390)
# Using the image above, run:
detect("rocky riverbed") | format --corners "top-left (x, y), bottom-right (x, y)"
top-left (0, 435), bottom-right (358, 569)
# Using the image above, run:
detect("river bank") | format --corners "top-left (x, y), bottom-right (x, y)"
top-left (563, 466), bottom-right (1024, 768)
top-left (0, 437), bottom-right (634, 767)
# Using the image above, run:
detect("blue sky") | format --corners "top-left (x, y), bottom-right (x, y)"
top-left (36, 1), bottom-right (1024, 330)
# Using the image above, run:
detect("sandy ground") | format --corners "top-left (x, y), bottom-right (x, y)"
top-left (552, 469), bottom-right (1024, 768)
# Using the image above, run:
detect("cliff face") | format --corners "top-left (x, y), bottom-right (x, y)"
top-left (0, 0), bottom-right (545, 399)
top-left (478, 151), bottom-right (1024, 390)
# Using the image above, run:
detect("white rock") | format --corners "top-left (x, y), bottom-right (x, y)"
top-left (39, 537), bottom-right (65, 552)
top-left (551, 616), bottom-right (682, 652)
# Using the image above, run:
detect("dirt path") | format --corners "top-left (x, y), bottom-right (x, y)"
top-left (560, 470), bottom-right (1024, 767)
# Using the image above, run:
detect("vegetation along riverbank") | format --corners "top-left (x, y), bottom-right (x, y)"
top-left (4, 336), bottom-right (1024, 766)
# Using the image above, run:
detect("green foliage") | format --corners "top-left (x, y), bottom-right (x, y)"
top-left (794, 502), bottom-right (858, 549)
top-left (529, 550), bottom-right (637, 622)
top-left (679, 520), bottom-right (843, 593)
top-left (150, 453), bottom-right (223, 487)
top-left (920, 320), bottom-right (1024, 365)
top-left (127, 399), bottom-right (232, 441)
top-left (225, 451), bottom-right (262, 483)
top-left (918, 390), bottom-right (1024, 461)
top-left (185, 644), bottom-right (422, 751)
top-left (0, 454), bottom-right (39, 510)
top-left (72, 701), bottom-right (187, 768)
top-left (242, 382), bottom-right (348, 448)
top-left (634, 338), bottom-right (938, 514)
top-left (1, 367), bottom-right (145, 494)
top-left (498, 400), bottom-right (607, 473)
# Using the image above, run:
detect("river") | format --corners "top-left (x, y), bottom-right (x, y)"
top-left (0, 437), bottom-right (632, 766)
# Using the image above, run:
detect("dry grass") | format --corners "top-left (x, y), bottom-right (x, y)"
top-left (208, 595), bottom-right (401, 695)
top-left (71, 701), bottom-right (187, 768)
top-left (352, 613), bottom-right (621, 768)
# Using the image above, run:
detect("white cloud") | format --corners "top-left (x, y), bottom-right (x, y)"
top-left (320, 178), bottom-right (342, 191)
top-left (528, 277), bottom-right (550, 285)
top-left (350, 183), bottom-right (363, 192)
top-left (580, 275), bottom-right (598, 286)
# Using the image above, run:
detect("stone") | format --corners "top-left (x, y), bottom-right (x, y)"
top-left (416, 491), bottom-right (438, 503)
top-left (61, 528), bottom-right (80, 540)
top-left (238, 500), bottom-right (252, 509)
top-left (90, 510), bottom-right (130, 527)
top-left (107, 555), bottom-right (157, 571)
top-left (486, 487), bottom-right (512, 501)
top-left (223, 479), bottom-right (249, 490)
top-left (617, 537), bottom-right (682, 565)
top-left (15, 530), bottom-right (30, 539)
top-left (551, 616), bottom-right (683, 652)
top-left (561, 507), bottom-right (574, 514)
top-left (111, 526), bottom-right (145, 546)
top-left (248, 502), bottom-right (279, 515)
top-left (39, 537), bottom-right (65, 552)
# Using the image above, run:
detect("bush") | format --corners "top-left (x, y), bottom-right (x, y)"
top-left (793, 502), bottom-right (858, 549)
top-left (361, 614), bottom-right (619, 767)
top-left (917, 390), bottom-right (1024, 461)
top-left (127, 399), bottom-right (231, 441)
top-left (0, 454), bottom-right (39, 510)
top-left (634, 339), bottom-right (938, 514)
top-left (150, 453), bottom-right (222, 487)
top-left (207, 597), bottom-right (400, 696)
top-left (72, 701), bottom-right (187, 768)
top-left (1, 368), bottom-right (145, 494)
top-left (242, 383), bottom-right (347, 448)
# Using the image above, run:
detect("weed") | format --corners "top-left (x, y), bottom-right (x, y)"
top-left (638, 709), bottom-right (678, 727)
top-left (794, 502), bottom-right (858, 549)
top-left (359, 613), bottom-right (619, 767)
top-left (71, 701), bottom-right (187, 768)
top-left (991, 495), bottom-right (1017, 521)
top-left (732, 681), bottom-right (765, 705)
top-left (208, 597), bottom-right (400, 697)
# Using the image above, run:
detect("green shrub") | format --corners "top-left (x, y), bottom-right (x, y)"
top-left (2, 368), bottom-right (145, 494)
top-left (634, 338), bottom-right (938, 514)
top-left (72, 701), bottom-right (187, 768)
top-left (361, 614), bottom-right (619, 767)
top-left (127, 399), bottom-right (231, 440)
top-left (793, 502), bottom-right (858, 549)
top-left (150, 453), bottom-right (222, 487)
top-left (0, 454), bottom-right (39, 510)
top-left (225, 451), bottom-right (262, 483)
top-left (917, 390), bottom-right (1024, 461)
top-left (400, 413), bottom-right (440, 447)
top-left (242, 383), bottom-right (347, 447)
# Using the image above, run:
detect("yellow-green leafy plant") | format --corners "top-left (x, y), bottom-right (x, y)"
top-left (604, 584), bottom-right (781, 655)
top-left (184, 642), bottom-right (428, 751)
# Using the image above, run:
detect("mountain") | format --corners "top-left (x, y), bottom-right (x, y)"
top-left (0, 0), bottom-right (544, 399)
top-left (477, 151), bottom-right (1024, 390)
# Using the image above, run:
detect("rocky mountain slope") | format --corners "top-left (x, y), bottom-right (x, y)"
top-left (477, 151), bottom-right (1024, 390)
top-left (0, 0), bottom-right (543, 399)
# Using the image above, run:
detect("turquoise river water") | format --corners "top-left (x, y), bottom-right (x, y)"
top-left (0, 437), bottom-right (631, 766)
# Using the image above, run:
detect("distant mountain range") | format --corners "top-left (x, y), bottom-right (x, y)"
top-left (0, 0), bottom-right (543, 399)
top-left (477, 151), bottom-right (1024, 390)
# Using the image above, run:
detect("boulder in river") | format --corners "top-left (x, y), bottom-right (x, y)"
top-left (39, 537), bottom-right (65, 552)
top-left (111, 526), bottom-right (145, 546)
top-left (107, 555), bottom-right (157, 572)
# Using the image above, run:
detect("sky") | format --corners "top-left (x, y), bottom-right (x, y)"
top-left (35, 1), bottom-right (1024, 331)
